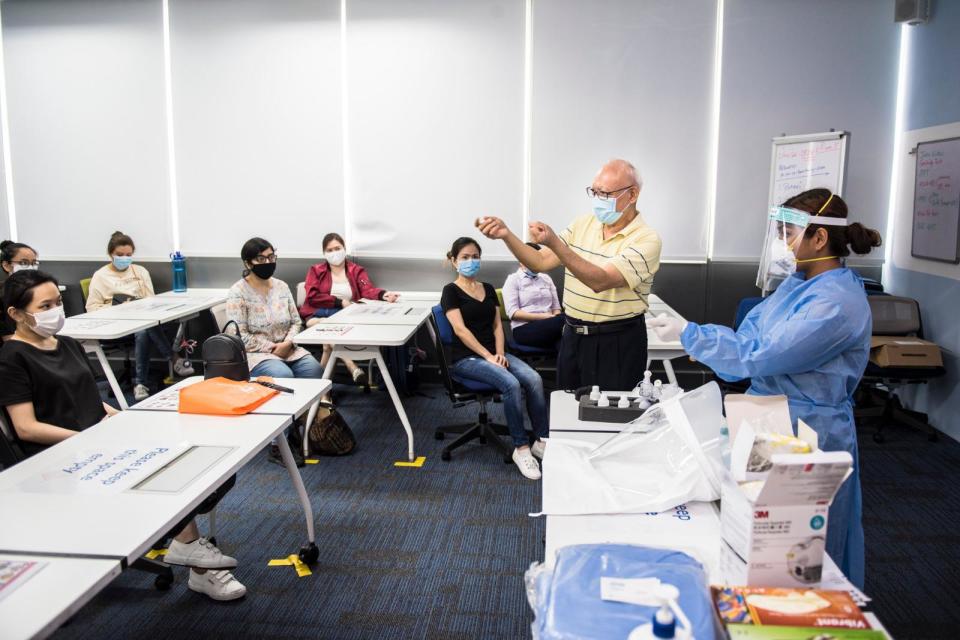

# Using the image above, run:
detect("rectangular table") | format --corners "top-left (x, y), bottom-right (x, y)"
top-left (131, 377), bottom-right (332, 457)
top-left (295, 322), bottom-right (419, 461)
top-left (0, 554), bottom-right (121, 640)
top-left (326, 300), bottom-right (433, 326)
top-left (59, 317), bottom-right (161, 410)
top-left (0, 409), bottom-right (317, 566)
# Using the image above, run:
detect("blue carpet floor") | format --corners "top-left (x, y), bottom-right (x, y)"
top-left (50, 383), bottom-right (960, 639)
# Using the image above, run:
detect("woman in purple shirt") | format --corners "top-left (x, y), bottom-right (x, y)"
top-left (502, 243), bottom-right (564, 349)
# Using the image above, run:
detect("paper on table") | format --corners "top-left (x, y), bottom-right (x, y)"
top-left (0, 559), bottom-right (46, 602)
top-left (311, 324), bottom-right (353, 336)
top-left (134, 388), bottom-right (181, 411)
top-left (18, 442), bottom-right (189, 495)
top-left (724, 394), bottom-right (793, 444)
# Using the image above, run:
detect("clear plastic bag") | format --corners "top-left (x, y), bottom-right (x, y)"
top-left (540, 382), bottom-right (725, 515)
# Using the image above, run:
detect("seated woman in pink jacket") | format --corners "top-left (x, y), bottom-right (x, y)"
top-left (299, 233), bottom-right (399, 383)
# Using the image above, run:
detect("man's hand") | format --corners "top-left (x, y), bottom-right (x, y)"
top-left (475, 216), bottom-right (511, 240)
top-left (528, 221), bottom-right (559, 249)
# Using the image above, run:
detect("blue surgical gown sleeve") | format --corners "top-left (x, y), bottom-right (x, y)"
top-left (680, 297), bottom-right (857, 382)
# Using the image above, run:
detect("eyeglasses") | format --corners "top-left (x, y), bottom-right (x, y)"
top-left (250, 254), bottom-right (277, 264)
top-left (586, 184), bottom-right (635, 201)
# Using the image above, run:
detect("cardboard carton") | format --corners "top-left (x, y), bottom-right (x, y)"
top-left (869, 336), bottom-right (942, 367)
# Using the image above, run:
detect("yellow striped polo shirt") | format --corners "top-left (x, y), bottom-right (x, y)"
top-left (558, 212), bottom-right (662, 323)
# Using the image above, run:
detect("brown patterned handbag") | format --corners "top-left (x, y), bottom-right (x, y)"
top-left (307, 401), bottom-right (356, 456)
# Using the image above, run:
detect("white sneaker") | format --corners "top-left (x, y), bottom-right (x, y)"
top-left (512, 448), bottom-right (542, 480)
top-left (531, 439), bottom-right (546, 460)
top-left (133, 384), bottom-right (150, 401)
top-left (188, 569), bottom-right (247, 602)
top-left (173, 358), bottom-right (195, 377)
top-left (164, 537), bottom-right (237, 569)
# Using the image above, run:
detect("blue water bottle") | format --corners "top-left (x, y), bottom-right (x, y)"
top-left (171, 251), bottom-right (187, 292)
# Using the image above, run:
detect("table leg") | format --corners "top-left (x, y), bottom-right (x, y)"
top-left (88, 340), bottom-right (128, 410)
top-left (321, 349), bottom-right (339, 380)
top-left (275, 435), bottom-right (315, 545)
top-left (301, 400), bottom-right (320, 458)
top-left (662, 358), bottom-right (678, 387)
top-left (373, 351), bottom-right (416, 462)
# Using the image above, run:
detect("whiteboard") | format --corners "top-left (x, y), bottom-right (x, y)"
top-left (768, 132), bottom-right (848, 209)
top-left (911, 137), bottom-right (960, 264)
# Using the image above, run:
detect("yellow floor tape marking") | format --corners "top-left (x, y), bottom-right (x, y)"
top-left (268, 554), bottom-right (312, 577)
top-left (144, 548), bottom-right (167, 560)
top-left (393, 456), bottom-right (426, 468)
top-left (304, 459), bottom-right (319, 465)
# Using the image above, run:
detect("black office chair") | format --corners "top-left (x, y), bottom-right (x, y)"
top-left (429, 306), bottom-right (512, 463)
top-left (0, 408), bottom-right (175, 589)
top-left (855, 295), bottom-right (945, 443)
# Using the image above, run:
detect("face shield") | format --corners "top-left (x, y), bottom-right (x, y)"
top-left (756, 206), bottom-right (848, 292)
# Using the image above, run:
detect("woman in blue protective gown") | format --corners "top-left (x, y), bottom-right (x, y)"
top-left (648, 189), bottom-right (882, 590)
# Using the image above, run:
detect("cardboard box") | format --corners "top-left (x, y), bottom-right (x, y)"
top-left (870, 336), bottom-right (943, 367)
top-left (720, 395), bottom-right (852, 588)
top-left (712, 585), bottom-right (870, 629)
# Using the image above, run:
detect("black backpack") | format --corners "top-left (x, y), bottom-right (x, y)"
top-left (202, 320), bottom-right (250, 381)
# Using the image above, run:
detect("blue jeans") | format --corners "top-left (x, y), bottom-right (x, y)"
top-left (251, 354), bottom-right (325, 378)
top-left (134, 326), bottom-right (174, 386)
top-left (451, 353), bottom-right (548, 447)
top-left (311, 308), bottom-right (340, 319)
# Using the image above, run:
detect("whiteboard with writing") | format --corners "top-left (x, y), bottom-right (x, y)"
top-left (912, 137), bottom-right (960, 264)
top-left (768, 132), bottom-right (848, 209)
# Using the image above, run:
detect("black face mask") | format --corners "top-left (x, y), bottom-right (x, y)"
top-left (250, 262), bottom-right (276, 280)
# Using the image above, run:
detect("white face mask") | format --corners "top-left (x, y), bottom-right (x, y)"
top-left (12, 263), bottom-right (39, 273)
top-left (27, 305), bottom-right (66, 338)
top-left (325, 249), bottom-right (346, 267)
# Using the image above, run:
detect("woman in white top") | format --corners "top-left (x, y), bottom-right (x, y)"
top-left (86, 231), bottom-right (193, 401)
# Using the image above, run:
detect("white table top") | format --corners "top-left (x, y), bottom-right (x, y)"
top-left (154, 288), bottom-right (229, 302)
top-left (0, 554), bottom-right (121, 640)
top-left (0, 410), bottom-right (290, 564)
top-left (294, 322), bottom-right (419, 347)
top-left (69, 295), bottom-right (218, 324)
top-left (325, 300), bottom-right (433, 326)
top-left (130, 376), bottom-right (330, 419)
top-left (395, 291), bottom-right (441, 303)
top-left (59, 317), bottom-right (159, 341)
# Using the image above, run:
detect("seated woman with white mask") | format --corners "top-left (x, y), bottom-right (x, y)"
top-left (87, 231), bottom-right (194, 401)
top-left (298, 233), bottom-right (400, 384)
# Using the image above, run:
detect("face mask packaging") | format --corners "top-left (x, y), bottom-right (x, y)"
top-left (720, 394), bottom-right (853, 588)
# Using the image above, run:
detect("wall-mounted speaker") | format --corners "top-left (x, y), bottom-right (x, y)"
top-left (895, 0), bottom-right (930, 25)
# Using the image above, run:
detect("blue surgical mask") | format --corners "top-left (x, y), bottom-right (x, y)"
top-left (113, 256), bottom-right (133, 271)
top-left (592, 195), bottom-right (624, 225)
top-left (457, 258), bottom-right (481, 277)
top-left (522, 268), bottom-right (538, 278)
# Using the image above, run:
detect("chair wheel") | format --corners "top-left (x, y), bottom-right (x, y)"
top-left (299, 543), bottom-right (319, 565)
top-left (441, 451), bottom-right (451, 461)
top-left (873, 431), bottom-right (884, 444)
top-left (434, 431), bottom-right (444, 441)
top-left (154, 575), bottom-right (173, 591)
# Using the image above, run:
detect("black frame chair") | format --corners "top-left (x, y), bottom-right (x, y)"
top-left (429, 307), bottom-right (512, 464)
top-left (855, 295), bottom-right (945, 443)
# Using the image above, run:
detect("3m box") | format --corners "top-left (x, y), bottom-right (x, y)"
top-left (869, 336), bottom-right (942, 367)
top-left (720, 449), bottom-right (852, 588)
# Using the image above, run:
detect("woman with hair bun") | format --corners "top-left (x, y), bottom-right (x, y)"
top-left (647, 189), bottom-right (882, 590)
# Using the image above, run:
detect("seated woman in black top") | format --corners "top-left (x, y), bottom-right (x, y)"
top-left (0, 271), bottom-right (247, 602)
top-left (440, 237), bottom-right (548, 480)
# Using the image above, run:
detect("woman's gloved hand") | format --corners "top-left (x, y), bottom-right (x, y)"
top-left (646, 314), bottom-right (688, 342)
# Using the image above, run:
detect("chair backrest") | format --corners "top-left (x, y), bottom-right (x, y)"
top-left (869, 295), bottom-right (921, 336)
top-left (80, 277), bottom-right (92, 302)
top-left (296, 282), bottom-right (306, 308)
top-left (733, 297), bottom-right (764, 331)
top-left (210, 302), bottom-right (229, 332)
top-left (0, 409), bottom-right (26, 469)
top-left (430, 305), bottom-right (459, 397)
top-left (495, 288), bottom-right (509, 321)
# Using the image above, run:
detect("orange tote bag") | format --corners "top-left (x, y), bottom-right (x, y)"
top-left (178, 376), bottom-right (278, 415)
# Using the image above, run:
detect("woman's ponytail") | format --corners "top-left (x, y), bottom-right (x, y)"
top-left (846, 222), bottom-right (882, 255)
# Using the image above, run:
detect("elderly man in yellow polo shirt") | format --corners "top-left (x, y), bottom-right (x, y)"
top-left (477, 158), bottom-right (662, 390)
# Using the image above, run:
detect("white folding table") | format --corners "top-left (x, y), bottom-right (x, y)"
top-left (327, 300), bottom-right (433, 326)
top-left (58, 317), bottom-right (161, 410)
top-left (130, 377), bottom-right (332, 458)
top-left (0, 409), bottom-right (318, 566)
top-left (0, 554), bottom-right (121, 640)
top-left (294, 322), bottom-right (419, 461)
